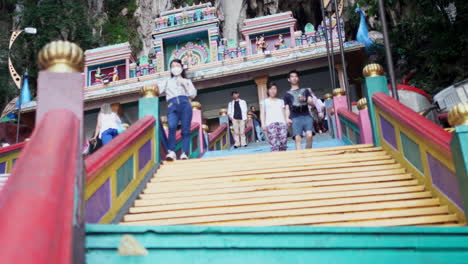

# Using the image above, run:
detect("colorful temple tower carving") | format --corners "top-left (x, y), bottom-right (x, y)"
top-left (241, 12), bottom-right (297, 55)
top-left (151, 2), bottom-right (219, 72)
top-left (84, 42), bottom-right (134, 86)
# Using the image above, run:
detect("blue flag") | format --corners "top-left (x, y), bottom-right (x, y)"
top-left (16, 72), bottom-right (32, 108)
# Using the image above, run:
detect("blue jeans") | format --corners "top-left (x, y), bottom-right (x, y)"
top-left (167, 96), bottom-right (193, 154)
top-left (291, 115), bottom-right (313, 137)
top-left (101, 128), bottom-right (118, 145)
top-left (253, 119), bottom-right (265, 141)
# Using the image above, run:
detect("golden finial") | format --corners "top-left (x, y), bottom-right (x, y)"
top-left (140, 84), bottom-right (159, 98)
top-left (219, 108), bottom-right (228, 116)
top-left (191, 101), bottom-right (202, 110)
top-left (37, 40), bottom-right (83, 72)
top-left (357, 98), bottom-right (368, 110)
top-left (202, 124), bottom-right (209, 133)
top-left (160, 116), bottom-right (168, 129)
top-left (329, 108), bottom-right (335, 116)
top-left (363, 63), bottom-right (385, 77)
top-left (448, 102), bottom-right (468, 127)
top-left (332, 88), bottom-right (346, 97)
top-left (324, 93), bottom-right (332, 100)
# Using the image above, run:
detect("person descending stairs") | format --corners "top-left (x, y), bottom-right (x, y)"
top-left (122, 144), bottom-right (462, 227)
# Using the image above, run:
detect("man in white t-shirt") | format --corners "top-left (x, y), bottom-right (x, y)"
top-left (227, 91), bottom-right (248, 148)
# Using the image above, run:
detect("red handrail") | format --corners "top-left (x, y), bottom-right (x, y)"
top-left (0, 142), bottom-right (27, 155)
top-left (209, 123), bottom-right (228, 142)
top-left (175, 123), bottom-right (200, 141)
top-left (85, 115), bottom-right (155, 182)
top-left (373, 92), bottom-right (452, 155)
top-left (0, 110), bottom-right (80, 264)
top-left (337, 108), bottom-right (359, 126)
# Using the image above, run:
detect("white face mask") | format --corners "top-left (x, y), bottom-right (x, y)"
top-left (171, 67), bottom-right (183, 76)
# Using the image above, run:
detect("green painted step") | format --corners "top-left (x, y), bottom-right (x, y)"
top-left (86, 224), bottom-right (468, 264)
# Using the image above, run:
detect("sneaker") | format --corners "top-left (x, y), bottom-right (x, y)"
top-left (242, 145), bottom-right (248, 147)
top-left (165, 151), bottom-right (176, 161)
top-left (180, 152), bottom-right (188, 160)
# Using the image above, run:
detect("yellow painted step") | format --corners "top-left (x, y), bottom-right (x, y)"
top-left (124, 191), bottom-right (433, 223)
top-left (203, 206), bottom-right (450, 226)
top-left (148, 166), bottom-right (406, 191)
top-left (160, 149), bottom-right (387, 171)
top-left (169, 144), bottom-right (376, 164)
top-left (316, 214), bottom-right (458, 227)
top-left (143, 168), bottom-right (407, 194)
top-left (123, 198), bottom-right (441, 226)
top-left (156, 153), bottom-right (392, 177)
top-left (127, 186), bottom-right (429, 215)
top-left (139, 179), bottom-right (420, 202)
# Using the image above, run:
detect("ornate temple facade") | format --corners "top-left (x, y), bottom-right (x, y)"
top-left (79, 2), bottom-right (364, 137)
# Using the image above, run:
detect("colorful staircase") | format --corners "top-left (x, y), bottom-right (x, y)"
top-left (121, 144), bottom-right (463, 227)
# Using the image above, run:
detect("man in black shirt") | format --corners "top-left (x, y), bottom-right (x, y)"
top-left (283, 70), bottom-right (316, 150)
top-left (228, 91), bottom-right (248, 148)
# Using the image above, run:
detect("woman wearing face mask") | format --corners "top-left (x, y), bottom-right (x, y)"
top-left (158, 59), bottom-right (197, 161)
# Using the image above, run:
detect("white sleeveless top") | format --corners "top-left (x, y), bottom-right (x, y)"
top-left (261, 98), bottom-right (286, 125)
top-left (99, 112), bottom-right (120, 138)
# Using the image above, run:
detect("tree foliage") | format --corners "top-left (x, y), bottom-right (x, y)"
top-left (346, 0), bottom-right (468, 94)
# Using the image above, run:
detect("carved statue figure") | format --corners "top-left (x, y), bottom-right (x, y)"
top-left (182, 10), bottom-right (189, 24)
top-left (182, 50), bottom-right (198, 67)
top-left (274, 34), bottom-right (287, 50)
top-left (175, 13), bottom-right (182, 25)
top-left (95, 67), bottom-right (104, 84)
top-left (168, 15), bottom-right (175, 26)
top-left (218, 39), bottom-right (226, 61)
top-left (195, 9), bottom-right (202, 21)
top-left (188, 11), bottom-right (194, 23)
top-left (157, 15), bottom-right (166, 29)
top-left (112, 66), bottom-right (119, 82)
top-left (256, 35), bottom-right (268, 54)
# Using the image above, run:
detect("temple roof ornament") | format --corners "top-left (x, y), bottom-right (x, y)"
top-left (140, 85), bottom-right (159, 98)
top-left (38, 40), bottom-right (83, 73)
top-left (448, 102), bottom-right (468, 127)
top-left (333, 88), bottom-right (346, 97)
top-left (357, 98), bottom-right (368, 110)
top-left (191, 101), bottom-right (202, 110)
top-left (363, 63), bottom-right (385, 77)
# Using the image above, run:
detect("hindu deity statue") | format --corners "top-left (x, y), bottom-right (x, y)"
top-left (182, 9), bottom-right (189, 24)
top-left (182, 50), bottom-right (197, 67)
top-left (175, 13), bottom-right (182, 25)
top-left (274, 34), bottom-right (287, 50)
top-left (256, 35), bottom-right (268, 54)
top-left (168, 15), bottom-right (175, 27)
top-left (316, 25), bottom-right (324, 42)
top-left (188, 11), bottom-right (195, 23)
top-left (95, 67), bottom-right (104, 84)
top-left (204, 6), bottom-right (213, 19)
top-left (218, 39), bottom-right (226, 61)
top-left (157, 15), bottom-right (166, 29)
top-left (111, 66), bottom-right (119, 82)
top-left (195, 9), bottom-right (202, 21)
